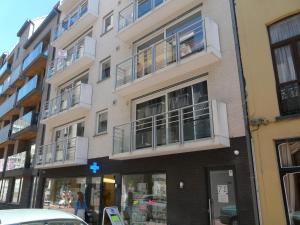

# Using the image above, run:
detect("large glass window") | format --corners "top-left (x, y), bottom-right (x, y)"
top-left (43, 178), bottom-right (86, 214)
top-left (0, 179), bottom-right (9, 202)
top-left (277, 140), bottom-right (300, 225)
top-left (121, 173), bottom-right (167, 225)
top-left (269, 14), bottom-right (300, 116)
top-left (134, 81), bottom-right (209, 149)
top-left (11, 178), bottom-right (23, 204)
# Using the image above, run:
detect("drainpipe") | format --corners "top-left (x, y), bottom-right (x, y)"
top-left (229, 0), bottom-right (261, 224)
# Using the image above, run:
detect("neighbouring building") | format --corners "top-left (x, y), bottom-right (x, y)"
top-left (235, 0), bottom-right (300, 225)
top-left (0, 6), bottom-right (59, 209)
top-left (32, 0), bottom-right (258, 224)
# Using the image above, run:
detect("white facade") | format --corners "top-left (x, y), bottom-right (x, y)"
top-left (38, 0), bottom-right (245, 167)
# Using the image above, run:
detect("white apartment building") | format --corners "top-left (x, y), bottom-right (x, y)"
top-left (34, 0), bottom-right (257, 224)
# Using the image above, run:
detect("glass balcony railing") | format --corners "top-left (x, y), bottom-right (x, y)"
top-left (113, 101), bottom-right (212, 154)
top-left (0, 158), bottom-right (5, 173)
top-left (0, 124), bottom-right (11, 144)
top-left (116, 19), bottom-right (206, 88)
top-left (53, 1), bottom-right (88, 41)
top-left (118, 0), bottom-right (165, 31)
top-left (47, 36), bottom-right (95, 79)
top-left (0, 65), bottom-right (22, 95)
top-left (36, 137), bottom-right (82, 166)
top-left (0, 93), bottom-right (17, 118)
top-left (0, 61), bottom-right (11, 78)
top-left (12, 111), bottom-right (37, 135)
top-left (17, 75), bottom-right (38, 102)
top-left (6, 151), bottom-right (27, 171)
top-left (41, 84), bottom-right (88, 120)
top-left (22, 42), bottom-right (48, 72)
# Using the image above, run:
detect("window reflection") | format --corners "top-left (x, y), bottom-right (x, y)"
top-left (279, 142), bottom-right (300, 168)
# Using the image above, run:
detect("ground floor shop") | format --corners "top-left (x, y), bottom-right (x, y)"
top-left (34, 137), bottom-right (256, 225)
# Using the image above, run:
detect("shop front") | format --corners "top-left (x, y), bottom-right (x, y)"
top-left (36, 137), bottom-right (255, 225)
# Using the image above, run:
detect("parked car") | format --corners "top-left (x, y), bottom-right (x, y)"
top-left (0, 209), bottom-right (87, 225)
top-left (219, 205), bottom-right (238, 225)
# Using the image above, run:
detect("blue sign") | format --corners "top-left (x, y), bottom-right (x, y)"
top-left (90, 162), bottom-right (101, 174)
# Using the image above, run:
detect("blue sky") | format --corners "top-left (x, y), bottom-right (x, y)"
top-left (0, 0), bottom-right (58, 54)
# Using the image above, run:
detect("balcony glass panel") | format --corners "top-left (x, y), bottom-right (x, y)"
top-left (0, 124), bottom-right (11, 144)
top-left (116, 19), bottom-right (205, 87)
top-left (22, 42), bottom-right (46, 71)
top-left (119, 0), bottom-right (165, 31)
top-left (6, 151), bottom-right (26, 171)
top-left (0, 61), bottom-right (11, 78)
top-left (54, 1), bottom-right (88, 40)
top-left (41, 84), bottom-right (83, 120)
top-left (0, 93), bottom-right (17, 118)
top-left (1, 65), bottom-right (22, 94)
top-left (12, 111), bottom-right (36, 134)
top-left (17, 75), bottom-right (38, 102)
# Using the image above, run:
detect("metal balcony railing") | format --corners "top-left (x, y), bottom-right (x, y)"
top-left (113, 101), bottom-right (214, 154)
top-left (6, 151), bottom-right (27, 171)
top-left (0, 124), bottom-right (11, 144)
top-left (116, 19), bottom-right (207, 88)
top-left (0, 93), bottom-right (17, 118)
top-left (0, 61), bottom-right (11, 78)
top-left (36, 137), bottom-right (80, 166)
top-left (41, 84), bottom-right (88, 120)
top-left (118, 0), bottom-right (165, 31)
top-left (17, 75), bottom-right (39, 102)
top-left (53, 1), bottom-right (88, 41)
top-left (12, 111), bottom-right (37, 135)
top-left (47, 36), bottom-right (95, 79)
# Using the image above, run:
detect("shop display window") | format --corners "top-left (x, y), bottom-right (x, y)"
top-left (121, 173), bottom-right (167, 225)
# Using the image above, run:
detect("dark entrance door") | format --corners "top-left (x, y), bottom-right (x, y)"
top-left (208, 169), bottom-right (239, 225)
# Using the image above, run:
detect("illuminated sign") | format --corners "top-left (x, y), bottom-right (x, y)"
top-left (90, 162), bottom-right (101, 174)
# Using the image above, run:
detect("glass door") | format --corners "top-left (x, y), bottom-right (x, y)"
top-left (208, 169), bottom-right (239, 225)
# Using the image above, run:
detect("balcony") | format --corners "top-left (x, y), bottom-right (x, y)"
top-left (0, 124), bottom-right (12, 145)
top-left (6, 151), bottom-right (27, 171)
top-left (0, 61), bottom-right (11, 82)
top-left (35, 136), bottom-right (88, 169)
top-left (115, 18), bottom-right (221, 97)
top-left (0, 65), bottom-right (23, 96)
top-left (0, 93), bottom-right (18, 120)
top-left (16, 75), bottom-right (41, 107)
top-left (22, 42), bottom-right (48, 76)
top-left (11, 111), bottom-right (38, 140)
top-left (40, 84), bottom-right (92, 127)
top-left (111, 100), bottom-right (229, 160)
top-left (53, 0), bottom-right (99, 49)
top-left (118, 0), bottom-right (199, 42)
top-left (47, 36), bottom-right (96, 86)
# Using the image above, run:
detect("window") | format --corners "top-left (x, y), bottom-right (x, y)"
top-left (11, 178), bottom-right (23, 204)
top-left (96, 110), bottom-right (108, 135)
top-left (269, 14), bottom-right (300, 116)
top-left (99, 57), bottom-right (111, 81)
top-left (0, 179), bottom-right (9, 202)
top-left (277, 140), bottom-right (300, 225)
top-left (103, 13), bottom-right (113, 33)
top-left (121, 173), bottom-right (167, 225)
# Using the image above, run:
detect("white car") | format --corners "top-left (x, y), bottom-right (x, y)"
top-left (0, 209), bottom-right (88, 225)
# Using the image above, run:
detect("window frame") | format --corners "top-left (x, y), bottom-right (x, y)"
top-left (268, 14), bottom-right (300, 116)
top-left (102, 12), bottom-right (114, 34)
top-left (276, 138), bottom-right (300, 225)
top-left (11, 177), bottom-right (23, 204)
top-left (99, 57), bottom-right (111, 81)
top-left (95, 110), bottom-right (108, 135)
top-left (0, 179), bottom-right (9, 202)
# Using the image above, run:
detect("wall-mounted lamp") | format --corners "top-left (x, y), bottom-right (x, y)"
top-left (234, 150), bottom-right (240, 156)
top-left (179, 181), bottom-right (184, 189)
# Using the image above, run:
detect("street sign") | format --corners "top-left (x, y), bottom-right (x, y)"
top-left (102, 207), bottom-right (124, 225)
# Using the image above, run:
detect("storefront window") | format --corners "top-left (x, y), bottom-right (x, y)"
top-left (278, 140), bottom-right (300, 225)
top-left (11, 178), bottom-right (23, 204)
top-left (43, 178), bottom-right (86, 214)
top-left (121, 173), bottom-right (167, 225)
top-left (89, 177), bottom-right (101, 225)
